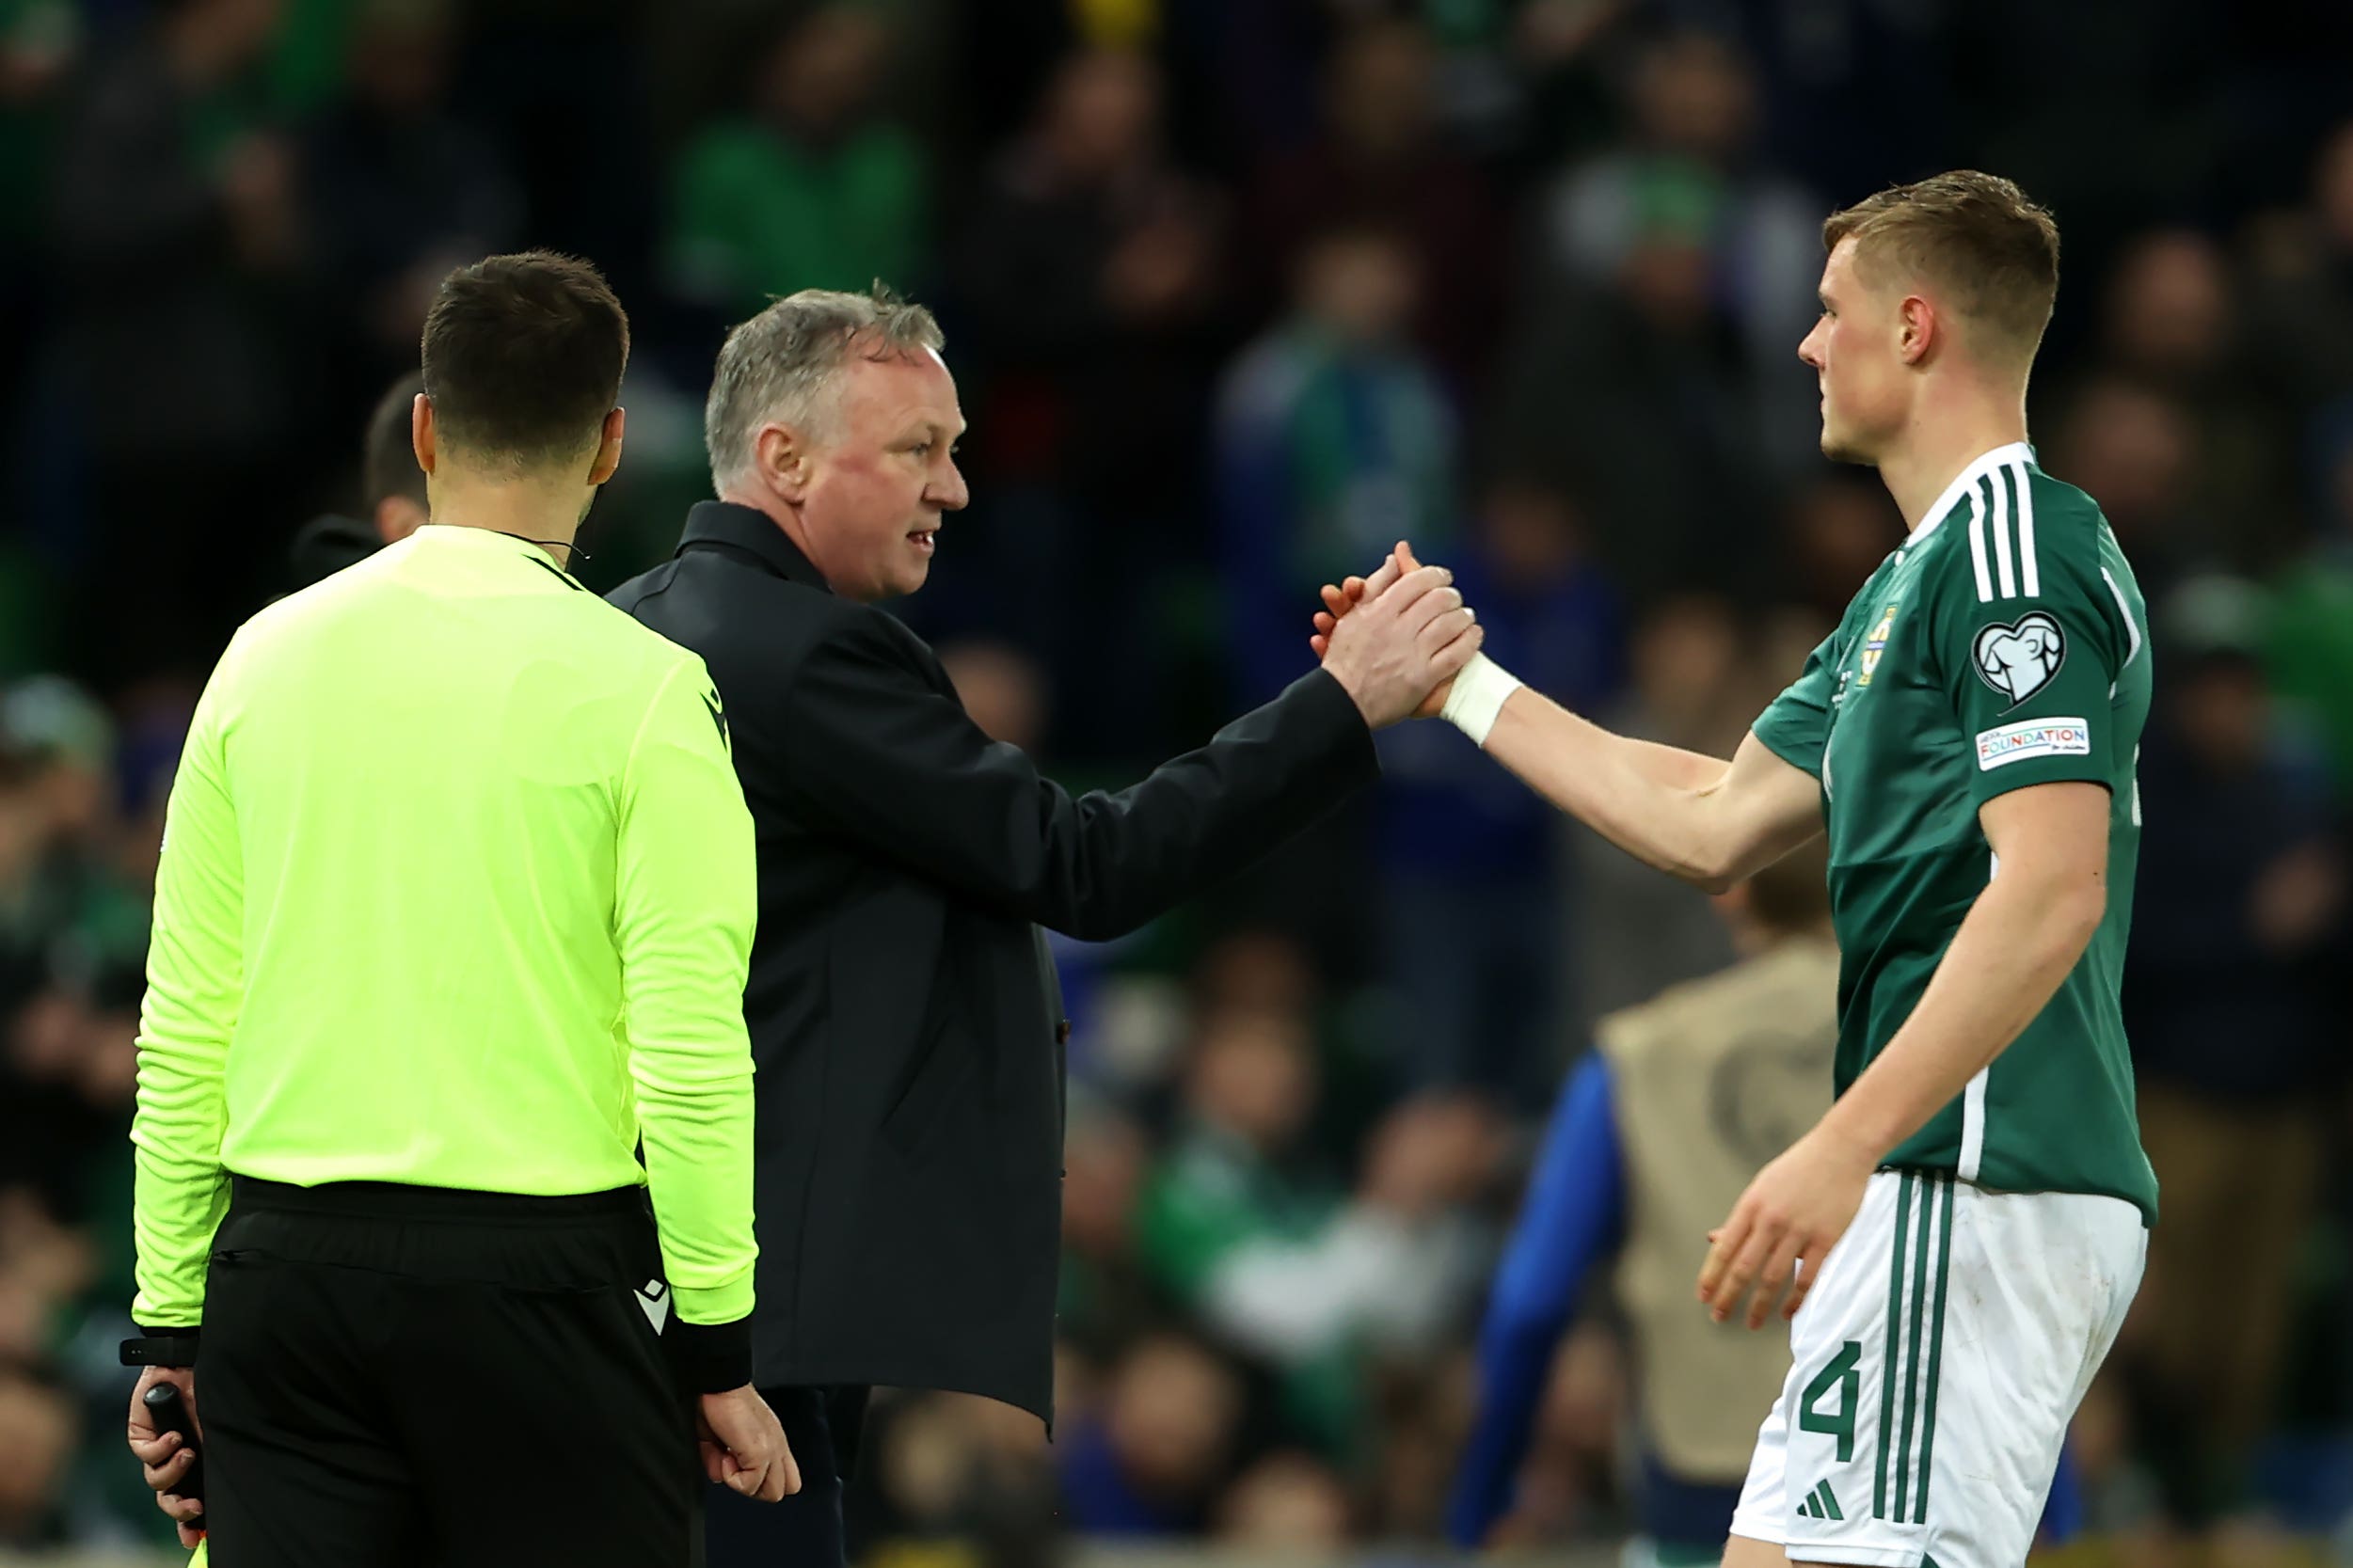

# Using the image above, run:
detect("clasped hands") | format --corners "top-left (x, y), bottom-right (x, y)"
top-left (1309, 540), bottom-right (1478, 727)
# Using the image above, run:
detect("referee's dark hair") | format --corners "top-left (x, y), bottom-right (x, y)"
top-left (421, 252), bottom-right (629, 467)
top-left (362, 372), bottom-right (428, 511)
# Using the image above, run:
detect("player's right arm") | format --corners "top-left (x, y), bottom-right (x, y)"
top-left (1315, 545), bottom-right (1824, 889)
top-left (1479, 694), bottom-right (1823, 891)
top-left (614, 656), bottom-right (760, 1392)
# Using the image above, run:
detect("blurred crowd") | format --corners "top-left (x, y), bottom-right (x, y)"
top-left (2, 0), bottom-right (2352, 1560)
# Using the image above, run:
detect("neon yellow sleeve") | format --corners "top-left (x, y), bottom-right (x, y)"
top-left (615, 657), bottom-right (759, 1328)
top-left (131, 665), bottom-right (243, 1326)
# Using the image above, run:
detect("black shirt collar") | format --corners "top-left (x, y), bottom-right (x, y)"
top-left (677, 501), bottom-right (833, 594)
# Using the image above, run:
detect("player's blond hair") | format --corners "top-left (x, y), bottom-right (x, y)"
top-left (1822, 171), bottom-right (2060, 368)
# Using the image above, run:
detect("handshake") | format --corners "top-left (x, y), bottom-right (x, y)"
top-left (1310, 540), bottom-right (1520, 743)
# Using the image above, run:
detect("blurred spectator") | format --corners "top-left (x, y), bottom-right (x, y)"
top-left (0, 0), bottom-right (78, 498)
top-left (937, 639), bottom-right (1050, 754)
top-left (48, 0), bottom-right (308, 686)
top-left (285, 370), bottom-right (426, 594)
top-left (852, 1388), bottom-right (1062, 1568)
top-left (302, 0), bottom-right (520, 402)
top-left (1057, 1332), bottom-right (1245, 1536)
top-left (1451, 842), bottom-right (1836, 1558)
top-left (1244, 17), bottom-right (1506, 381)
top-left (2266, 417), bottom-right (2353, 805)
top-left (1722, 0), bottom-right (1948, 204)
top-left (1215, 1449), bottom-right (1352, 1552)
top-left (1057, 1101), bottom-right (1155, 1362)
top-left (2082, 230), bottom-right (2295, 567)
top-left (2046, 375), bottom-right (2213, 599)
top-left (2245, 119), bottom-right (2353, 411)
top-left (1494, 189), bottom-right (1771, 599)
top-left (1541, 29), bottom-right (1821, 464)
top-left (0, 1362), bottom-right (76, 1548)
top-left (667, 5), bottom-right (926, 317)
top-left (954, 43), bottom-right (1230, 759)
top-left (2124, 575), bottom-right (2347, 1534)
top-left (1781, 472), bottom-right (1900, 624)
top-left (1216, 226), bottom-right (1456, 706)
top-left (1565, 595), bottom-right (1749, 1034)
top-left (1366, 1354), bottom-right (1483, 1540)
top-left (1135, 1006), bottom-right (1495, 1455)
top-left (1369, 478), bottom-right (1625, 1102)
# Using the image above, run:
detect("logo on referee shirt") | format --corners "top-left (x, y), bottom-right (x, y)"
top-left (1972, 612), bottom-right (2065, 706)
top-left (701, 689), bottom-right (728, 748)
top-left (633, 1279), bottom-right (671, 1335)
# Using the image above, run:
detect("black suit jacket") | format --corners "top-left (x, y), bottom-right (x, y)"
top-left (610, 502), bottom-right (1378, 1422)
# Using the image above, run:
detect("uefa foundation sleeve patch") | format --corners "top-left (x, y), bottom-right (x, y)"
top-left (1975, 717), bottom-right (2092, 770)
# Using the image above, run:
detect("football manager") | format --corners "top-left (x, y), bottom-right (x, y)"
top-left (612, 285), bottom-right (1481, 1565)
top-left (122, 252), bottom-right (795, 1567)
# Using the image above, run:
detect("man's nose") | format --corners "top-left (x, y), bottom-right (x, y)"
top-left (933, 460), bottom-right (970, 513)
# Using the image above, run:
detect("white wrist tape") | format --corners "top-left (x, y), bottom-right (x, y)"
top-left (1440, 654), bottom-right (1522, 747)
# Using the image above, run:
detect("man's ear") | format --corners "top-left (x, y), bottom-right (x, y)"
top-left (412, 393), bottom-right (437, 475)
top-left (755, 422), bottom-right (815, 503)
top-left (588, 406), bottom-right (626, 486)
top-left (1898, 294), bottom-right (1938, 367)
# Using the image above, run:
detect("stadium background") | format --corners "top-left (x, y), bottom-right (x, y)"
top-left (0, 0), bottom-right (2350, 1561)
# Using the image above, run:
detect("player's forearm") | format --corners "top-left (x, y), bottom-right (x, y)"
top-left (1616, 733), bottom-right (1740, 791)
top-left (1818, 868), bottom-right (2104, 1161)
top-left (1481, 689), bottom-right (1741, 886)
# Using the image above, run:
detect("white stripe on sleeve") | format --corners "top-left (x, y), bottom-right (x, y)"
top-left (1967, 483), bottom-right (1994, 602)
top-left (1991, 469), bottom-right (2017, 599)
top-left (2011, 460), bottom-right (2039, 596)
top-left (2102, 567), bottom-right (2142, 668)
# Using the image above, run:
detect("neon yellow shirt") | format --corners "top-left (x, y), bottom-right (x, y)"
top-left (132, 525), bottom-right (758, 1331)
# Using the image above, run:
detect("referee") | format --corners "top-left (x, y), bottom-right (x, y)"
top-left (119, 253), bottom-right (794, 1567)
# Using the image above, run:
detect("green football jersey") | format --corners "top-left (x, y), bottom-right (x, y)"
top-left (1754, 443), bottom-right (2158, 1222)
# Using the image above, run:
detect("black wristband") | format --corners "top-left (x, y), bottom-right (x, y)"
top-left (120, 1332), bottom-right (201, 1368)
top-left (668, 1317), bottom-right (754, 1395)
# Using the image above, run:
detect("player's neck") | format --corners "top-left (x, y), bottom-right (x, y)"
top-left (1878, 394), bottom-right (2029, 534)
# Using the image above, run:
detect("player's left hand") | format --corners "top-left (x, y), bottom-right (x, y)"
top-left (1697, 1124), bottom-right (1876, 1329)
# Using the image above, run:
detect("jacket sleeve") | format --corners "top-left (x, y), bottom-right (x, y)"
top-left (768, 614), bottom-right (1380, 941)
top-left (615, 656), bottom-right (760, 1390)
top-left (131, 660), bottom-right (245, 1329)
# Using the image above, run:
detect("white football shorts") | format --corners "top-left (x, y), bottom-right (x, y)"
top-left (1729, 1168), bottom-right (2145, 1567)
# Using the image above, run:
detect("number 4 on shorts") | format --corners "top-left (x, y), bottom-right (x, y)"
top-left (1799, 1340), bottom-right (1864, 1464)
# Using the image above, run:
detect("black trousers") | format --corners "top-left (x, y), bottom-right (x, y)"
top-left (702, 1385), bottom-right (868, 1568)
top-left (199, 1177), bottom-right (703, 1567)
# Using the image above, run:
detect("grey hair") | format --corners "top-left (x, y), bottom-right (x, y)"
top-left (704, 284), bottom-right (946, 491)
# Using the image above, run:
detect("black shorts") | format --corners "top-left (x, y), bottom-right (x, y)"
top-left (198, 1176), bottom-right (703, 1568)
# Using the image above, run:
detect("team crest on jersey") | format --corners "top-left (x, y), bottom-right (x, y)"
top-left (1973, 611), bottom-right (2066, 706)
top-left (1856, 604), bottom-right (1900, 686)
